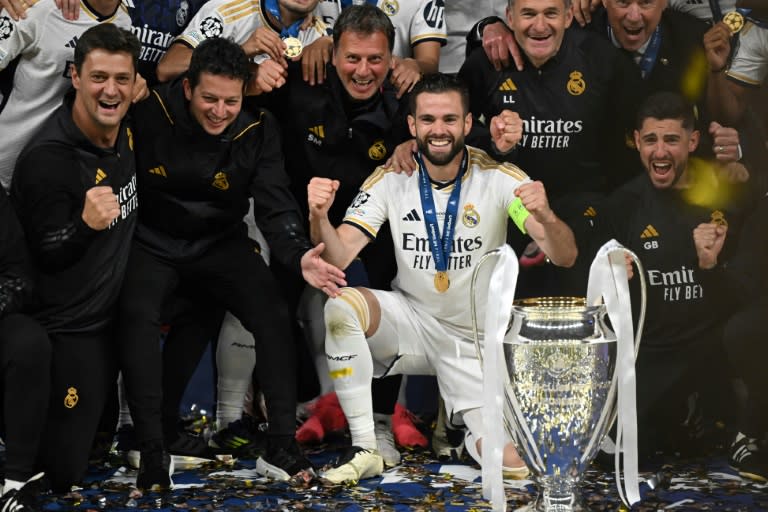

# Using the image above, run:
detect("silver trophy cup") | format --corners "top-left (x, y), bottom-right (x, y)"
top-left (471, 248), bottom-right (645, 511)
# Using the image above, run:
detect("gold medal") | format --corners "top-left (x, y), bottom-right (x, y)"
top-left (723, 11), bottom-right (745, 34)
top-left (283, 36), bottom-right (303, 58)
top-left (434, 271), bottom-right (450, 293)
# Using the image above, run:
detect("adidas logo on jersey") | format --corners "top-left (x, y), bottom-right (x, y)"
top-left (641, 224), bottom-right (659, 249)
top-left (65, 36), bottom-right (79, 49)
top-left (499, 78), bottom-right (517, 91)
top-left (308, 125), bottom-right (324, 146)
top-left (402, 209), bottom-right (422, 222)
top-left (95, 168), bottom-right (107, 184)
top-left (149, 165), bottom-right (167, 177)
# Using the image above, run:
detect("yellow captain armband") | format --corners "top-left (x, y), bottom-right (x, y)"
top-left (508, 197), bottom-right (529, 235)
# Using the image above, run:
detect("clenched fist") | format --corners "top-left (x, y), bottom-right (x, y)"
top-left (82, 186), bottom-right (120, 230)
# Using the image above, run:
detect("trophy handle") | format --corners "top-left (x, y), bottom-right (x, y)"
top-left (581, 246), bottom-right (647, 464)
top-left (470, 247), bottom-right (546, 472)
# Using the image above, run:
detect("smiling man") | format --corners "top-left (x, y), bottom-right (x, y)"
top-left (457, 0), bottom-right (641, 298)
top-left (307, 72), bottom-right (576, 484)
top-left (9, 24), bottom-right (141, 493)
top-left (115, 37), bottom-right (345, 490)
top-left (583, 91), bottom-right (745, 460)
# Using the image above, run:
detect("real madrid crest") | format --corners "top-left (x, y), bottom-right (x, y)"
top-left (462, 203), bottom-right (480, 228)
top-left (212, 171), bottom-right (230, 190)
top-left (382, 0), bottom-right (399, 16)
top-left (368, 139), bottom-right (387, 160)
top-left (64, 387), bottom-right (79, 409)
top-left (710, 210), bottom-right (728, 227)
top-left (567, 71), bottom-right (586, 96)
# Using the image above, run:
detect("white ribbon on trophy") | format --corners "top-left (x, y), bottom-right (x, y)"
top-left (479, 240), bottom-right (641, 511)
top-left (481, 244), bottom-right (519, 512)
top-left (586, 239), bottom-right (641, 506)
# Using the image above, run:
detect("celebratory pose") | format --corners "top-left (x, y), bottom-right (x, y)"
top-left (308, 73), bottom-right (577, 483)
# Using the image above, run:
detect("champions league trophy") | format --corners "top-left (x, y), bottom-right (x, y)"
top-left (470, 242), bottom-right (646, 511)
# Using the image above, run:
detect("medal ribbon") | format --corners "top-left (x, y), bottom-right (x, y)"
top-left (608, 23), bottom-right (662, 79)
top-left (340, 0), bottom-right (379, 8)
top-left (264, 0), bottom-right (303, 37)
top-left (416, 149), bottom-right (467, 277)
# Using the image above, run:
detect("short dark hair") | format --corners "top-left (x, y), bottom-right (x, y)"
top-left (409, 73), bottom-right (470, 116)
top-left (636, 91), bottom-right (696, 131)
top-left (332, 4), bottom-right (395, 52)
top-left (187, 38), bottom-right (252, 90)
top-left (508, 0), bottom-right (572, 8)
top-left (74, 24), bottom-right (141, 75)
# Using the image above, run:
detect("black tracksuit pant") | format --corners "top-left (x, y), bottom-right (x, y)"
top-left (116, 234), bottom-right (297, 448)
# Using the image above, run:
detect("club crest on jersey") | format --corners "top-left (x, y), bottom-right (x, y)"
top-left (199, 16), bottom-right (223, 38)
top-left (368, 140), bottom-right (387, 160)
top-left (177, 0), bottom-right (190, 27)
top-left (64, 387), bottom-right (79, 409)
top-left (382, 0), bottom-right (399, 16)
top-left (567, 71), bottom-right (586, 96)
top-left (212, 171), bottom-right (229, 190)
top-left (462, 203), bottom-right (480, 228)
top-left (710, 210), bottom-right (728, 227)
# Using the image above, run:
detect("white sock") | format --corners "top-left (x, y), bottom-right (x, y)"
top-left (215, 312), bottom-right (256, 429)
top-left (117, 373), bottom-right (133, 428)
top-left (325, 290), bottom-right (376, 451)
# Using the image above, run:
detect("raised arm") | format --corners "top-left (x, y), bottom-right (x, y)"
top-left (307, 177), bottom-right (370, 269)
top-left (516, 181), bottom-right (578, 268)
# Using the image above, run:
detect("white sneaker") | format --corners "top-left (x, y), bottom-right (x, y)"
top-left (373, 415), bottom-right (401, 467)
top-left (321, 447), bottom-right (384, 484)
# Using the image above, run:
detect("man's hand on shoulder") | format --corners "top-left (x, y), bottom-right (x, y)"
top-left (390, 57), bottom-right (421, 99)
top-left (132, 73), bottom-right (149, 103)
top-left (482, 21), bottom-right (522, 71)
top-left (384, 139), bottom-right (418, 176)
top-left (82, 186), bottom-right (120, 230)
top-left (301, 36), bottom-right (333, 85)
top-left (490, 110), bottom-right (523, 154)
top-left (248, 59), bottom-right (288, 95)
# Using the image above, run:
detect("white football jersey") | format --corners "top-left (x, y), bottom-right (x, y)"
top-left (668, 0), bottom-right (737, 21)
top-left (175, 0), bottom-right (326, 57)
top-left (343, 146), bottom-right (530, 338)
top-left (0, 0), bottom-right (131, 189)
top-left (727, 21), bottom-right (768, 86)
top-left (313, 0), bottom-right (446, 58)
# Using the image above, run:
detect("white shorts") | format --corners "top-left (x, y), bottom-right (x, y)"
top-left (367, 289), bottom-right (484, 418)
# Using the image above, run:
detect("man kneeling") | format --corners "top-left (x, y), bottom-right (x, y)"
top-left (307, 73), bottom-right (578, 483)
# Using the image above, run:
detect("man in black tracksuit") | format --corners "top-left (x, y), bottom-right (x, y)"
top-left (9, 25), bottom-right (141, 492)
top-left (458, 0), bottom-right (643, 298)
top-left (257, 6), bottom-right (413, 465)
top-left (583, 92), bottom-right (746, 459)
top-left (116, 37), bottom-right (343, 489)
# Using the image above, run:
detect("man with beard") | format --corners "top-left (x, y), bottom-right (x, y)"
top-left (307, 72), bottom-right (577, 483)
top-left (582, 91), bottom-right (745, 459)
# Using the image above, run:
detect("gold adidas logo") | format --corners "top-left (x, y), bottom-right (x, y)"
top-left (583, 206), bottom-right (596, 217)
top-left (95, 168), bottom-right (106, 184)
top-left (149, 165), bottom-right (168, 177)
top-left (309, 125), bottom-right (325, 138)
top-left (499, 78), bottom-right (517, 91)
top-left (640, 225), bottom-right (659, 238)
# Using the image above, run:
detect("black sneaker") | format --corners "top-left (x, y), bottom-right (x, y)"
top-left (210, 416), bottom-right (263, 456)
top-left (729, 434), bottom-right (768, 482)
top-left (166, 431), bottom-right (218, 458)
top-left (255, 440), bottom-right (315, 481)
top-left (136, 444), bottom-right (174, 491)
top-left (0, 472), bottom-right (46, 512)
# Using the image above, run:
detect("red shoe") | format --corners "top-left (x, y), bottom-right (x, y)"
top-left (295, 393), bottom-right (347, 444)
top-left (392, 403), bottom-right (427, 448)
